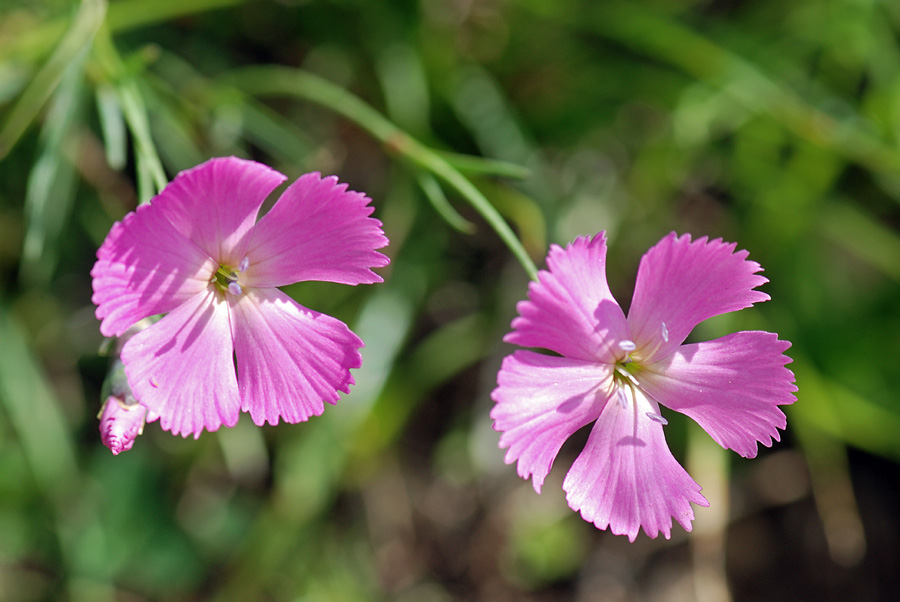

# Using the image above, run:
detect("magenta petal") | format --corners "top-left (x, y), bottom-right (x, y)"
top-left (563, 389), bottom-right (708, 541)
top-left (121, 287), bottom-right (241, 438)
top-left (506, 233), bottom-right (631, 362)
top-left (639, 331), bottom-right (797, 458)
top-left (155, 157), bottom-right (287, 265)
top-left (628, 233), bottom-right (770, 362)
top-left (243, 173), bottom-right (389, 288)
top-left (99, 397), bottom-right (147, 455)
top-left (229, 287), bottom-right (363, 426)
top-left (91, 203), bottom-right (216, 337)
top-left (490, 351), bottom-right (612, 492)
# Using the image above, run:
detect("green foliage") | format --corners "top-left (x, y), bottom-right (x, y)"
top-left (1, 0), bottom-right (899, 599)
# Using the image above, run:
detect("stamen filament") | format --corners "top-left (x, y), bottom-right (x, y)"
top-left (616, 387), bottom-right (628, 409)
top-left (614, 364), bottom-right (640, 388)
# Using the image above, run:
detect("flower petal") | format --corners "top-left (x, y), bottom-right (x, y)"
top-left (628, 233), bottom-right (770, 362)
top-left (505, 233), bottom-right (631, 363)
top-left (243, 173), bottom-right (389, 288)
top-left (637, 331), bottom-right (796, 458)
top-left (155, 157), bottom-right (287, 265)
top-left (91, 202), bottom-right (216, 337)
top-left (121, 287), bottom-right (241, 438)
top-left (490, 351), bottom-right (612, 493)
top-left (229, 287), bottom-right (364, 426)
top-left (563, 387), bottom-right (708, 542)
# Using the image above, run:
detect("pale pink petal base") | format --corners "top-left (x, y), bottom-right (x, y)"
top-left (563, 389), bottom-right (708, 542)
top-left (506, 233), bottom-right (631, 363)
top-left (628, 233), bottom-right (770, 362)
top-left (121, 287), bottom-right (241, 438)
top-left (639, 331), bottom-right (797, 458)
top-left (245, 173), bottom-right (389, 288)
top-left (490, 351), bottom-right (612, 492)
top-left (229, 287), bottom-right (363, 426)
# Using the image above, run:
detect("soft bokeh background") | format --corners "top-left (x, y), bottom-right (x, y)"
top-left (1, 0), bottom-right (899, 600)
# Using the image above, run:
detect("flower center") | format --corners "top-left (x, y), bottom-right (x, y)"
top-left (213, 257), bottom-right (250, 296)
top-left (612, 340), bottom-right (668, 425)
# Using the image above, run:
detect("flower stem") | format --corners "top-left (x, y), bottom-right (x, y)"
top-left (223, 65), bottom-right (540, 281)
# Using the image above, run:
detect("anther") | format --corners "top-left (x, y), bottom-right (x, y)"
top-left (616, 388), bottom-right (628, 409)
top-left (645, 412), bottom-right (668, 425)
top-left (228, 281), bottom-right (243, 296)
top-left (238, 256), bottom-right (250, 272)
top-left (618, 340), bottom-right (636, 352)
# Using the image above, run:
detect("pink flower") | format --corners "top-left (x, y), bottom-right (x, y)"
top-left (91, 157), bottom-right (389, 438)
top-left (490, 232), bottom-right (796, 541)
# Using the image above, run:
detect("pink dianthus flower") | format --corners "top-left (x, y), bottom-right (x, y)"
top-left (491, 231), bottom-right (796, 541)
top-left (92, 157), bottom-right (389, 438)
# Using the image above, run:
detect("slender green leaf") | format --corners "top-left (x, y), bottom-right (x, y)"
top-left (0, 0), bottom-right (105, 158)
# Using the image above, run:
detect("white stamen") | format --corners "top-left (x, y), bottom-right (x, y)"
top-left (618, 339), bottom-right (636, 352)
top-left (645, 412), bottom-right (668, 425)
top-left (616, 388), bottom-right (628, 409)
top-left (238, 256), bottom-right (250, 272)
top-left (661, 322), bottom-right (669, 343)
top-left (228, 281), bottom-right (243, 296)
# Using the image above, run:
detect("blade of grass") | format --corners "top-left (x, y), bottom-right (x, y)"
top-left (416, 172), bottom-right (476, 234)
top-left (92, 27), bottom-right (168, 200)
top-left (792, 410), bottom-right (867, 567)
top-left (95, 84), bottom-right (127, 170)
top-left (438, 150), bottom-right (532, 180)
top-left (105, 0), bottom-right (246, 32)
top-left (1, 0), bottom-right (245, 64)
top-left (517, 0), bottom-right (900, 199)
top-left (21, 58), bottom-right (86, 287)
top-left (0, 306), bottom-right (78, 496)
top-left (791, 362), bottom-right (900, 464)
top-left (0, 0), bottom-right (106, 159)
top-left (819, 199), bottom-right (900, 282)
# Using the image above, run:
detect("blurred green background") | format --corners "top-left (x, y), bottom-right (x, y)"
top-left (1, 0), bottom-right (899, 600)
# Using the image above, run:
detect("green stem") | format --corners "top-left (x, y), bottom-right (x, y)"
top-left (224, 66), bottom-right (539, 280)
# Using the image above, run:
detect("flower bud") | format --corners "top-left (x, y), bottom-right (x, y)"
top-left (98, 396), bottom-right (147, 455)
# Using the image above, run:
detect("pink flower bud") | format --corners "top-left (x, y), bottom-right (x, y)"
top-left (98, 396), bottom-right (147, 455)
